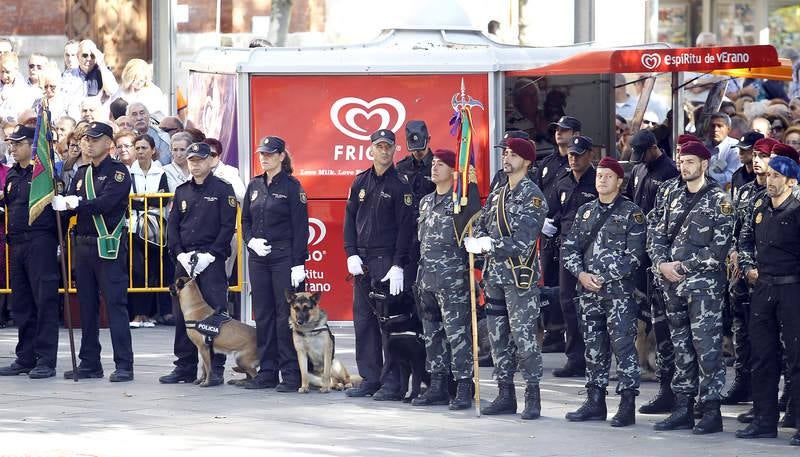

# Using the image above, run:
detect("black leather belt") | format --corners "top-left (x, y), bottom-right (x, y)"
top-left (357, 247), bottom-right (394, 257)
top-left (759, 274), bottom-right (800, 286)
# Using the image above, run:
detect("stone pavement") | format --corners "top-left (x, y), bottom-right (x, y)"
top-left (0, 325), bottom-right (796, 457)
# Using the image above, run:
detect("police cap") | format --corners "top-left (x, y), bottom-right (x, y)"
top-left (405, 120), bottom-right (429, 151)
top-left (567, 135), bottom-right (593, 155)
top-left (186, 142), bottom-right (212, 159)
top-left (85, 122), bottom-right (114, 140)
top-left (370, 129), bottom-right (395, 145)
top-left (6, 124), bottom-right (34, 141)
top-left (256, 136), bottom-right (286, 154)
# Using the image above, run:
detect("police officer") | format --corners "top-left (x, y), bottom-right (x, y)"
top-left (562, 157), bottom-right (645, 427)
top-left (648, 141), bottom-right (735, 434)
top-left (465, 138), bottom-right (547, 419)
top-left (344, 128), bottom-right (413, 400)
top-left (0, 125), bottom-right (60, 379)
top-left (736, 155), bottom-right (800, 445)
top-left (552, 135), bottom-right (597, 377)
top-left (396, 120), bottom-right (435, 212)
top-left (241, 136), bottom-right (308, 391)
top-left (411, 149), bottom-right (474, 410)
top-left (159, 142), bottom-right (237, 386)
top-left (53, 121), bottom-right (134, 382)
top-left (730, 131), bottom-right (761, 200)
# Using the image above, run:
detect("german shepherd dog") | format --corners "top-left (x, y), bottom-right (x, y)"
top-left (286, 291), bottom-right (355, 393)
top-left (170, 277), bottom-right (259, 386)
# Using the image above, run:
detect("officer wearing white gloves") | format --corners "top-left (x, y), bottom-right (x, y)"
top-left (240, 136), bottom-right (309, 391)
top-left (343, 128), bottom-right (414, 400)
top-left (159, 142), bottom-right (237, 386)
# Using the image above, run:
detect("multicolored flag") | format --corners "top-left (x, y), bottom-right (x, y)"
top-left (28, 104), bottom-right (56, 224)
top-left (449, 79), bottom-right (483, 243)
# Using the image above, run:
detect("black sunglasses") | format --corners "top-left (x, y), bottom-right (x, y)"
top-left (81, 53), bottom-right (95, 59)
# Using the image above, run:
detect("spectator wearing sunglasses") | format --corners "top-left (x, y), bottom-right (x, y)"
top-left (26, 53), bottom-right (49, 88)
top-left (62, 39), bottom-right (119, 102)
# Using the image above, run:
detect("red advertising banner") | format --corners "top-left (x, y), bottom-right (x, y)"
top-left (609, 45), bottom-right (779, 73)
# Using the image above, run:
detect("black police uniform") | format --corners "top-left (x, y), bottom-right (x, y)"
top-left (67, 154), bottom-right (134, 377)
top-left (344, 163), bottom-right (413, 393)
top-left (166, 171), bottom-right (237, 380)
top-left (242, 170), bottom-right (308, 387)
top-left (395, 148), bottom-right (434, 282)
top-left (730, 166), bottom-right (756, 201)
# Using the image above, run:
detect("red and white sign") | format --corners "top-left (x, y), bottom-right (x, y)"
top-left (611, 45), bottom-right (779, 74)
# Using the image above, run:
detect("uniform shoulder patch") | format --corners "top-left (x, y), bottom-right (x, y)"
top-left (299, 191), bottom-right (307, 204)
top-left (754, 198), bottom-right (763, 209)
top-left (719, 201), bottom-right (733, 215)
top-left (114, 171), bottom-right (125, 183)
top-left (532, 196), bottom-right (543, 208)
top-left (404, 193), bottom-right (413, 206)
top-left (633, 211), bottom-right (645, 224)
top-left (228, 196), bottom-right (236, 207)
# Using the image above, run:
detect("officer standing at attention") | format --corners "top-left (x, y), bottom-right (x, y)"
top-left (159, 142), bottom-right (237, 386)
top-left (562, 157), bottom-right (646, 427)
top-left (465, 138), bottom-right (547, 420)
top-left (649, 141), bottom-right (734, 434)
top-left (240, 136), bottom-right (308, 391)
top-left (736, 155), bottom-right (800, 445)
top-left (344, 128), bottom-right (413, 400)
top-left (52, 121), bottom-right (134, 382)
top-left (411, 149), bottom-right (474, 410)
top-left (0, 125), bottom-right (61, 379)
top-left (489, 130), bottom-right (536, 192)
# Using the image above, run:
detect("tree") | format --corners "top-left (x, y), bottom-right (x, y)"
top-left (268, 0), bottom-right (293, 47)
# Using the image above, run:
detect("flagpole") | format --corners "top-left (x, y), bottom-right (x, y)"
top-left (468, 225), bottom-right (481, 417)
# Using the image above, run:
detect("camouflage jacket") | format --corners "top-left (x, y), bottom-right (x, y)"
top-left (562, 196), bottom-right (646, 296)
top-left (648, 180), bottom-right (735, 296)
top-left (474, 177), bottom-right (547, 285)
top-left (416, 191), bottom-right (468, 291)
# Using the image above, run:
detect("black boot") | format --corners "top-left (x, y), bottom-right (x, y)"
top-left (566, 386), bottom-right (607, 422)
top-left (449, 378), bottom-right (473, 410)
top-left (412, 374), bottom-right (450, 406)
top-left (736, 419), bottom-right (778, 439)
top-left (653, 394), bottom-right (694, 431)
top-left (781, 398), bottom-right (795, 428)
top-left (610, 389), bottom-right (637, 427)
top-left (720, 370), bottom-right (752, 405)
top-left (693, 400), bottom-right (723, 434)
top-left (520, 383), bottom-right (541, 420)
top-left (737, 407), bottom-right (755, 423)
top-left (639, 372), bottom-right (675, 414)
top-left (481, 382), bottom-right (517, 415)
top-left (791, 430), bottom-right (800, 446)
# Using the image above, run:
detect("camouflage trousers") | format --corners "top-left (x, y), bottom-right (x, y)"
top-left (484, 280), bottom-right (542, 384)
top-left (419, 288), bottom-right (473, 380)
top-left (663, 287), bottom-right (726, 402)
top-left (579, 291), bottom-right (640, 393)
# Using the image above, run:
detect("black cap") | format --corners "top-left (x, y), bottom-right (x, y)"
top-left (494, 129), bottom-right (530, 148)
top-left (85, 122), bottom-right (114, 140)
top-left (370, 129), bottom-right (395, 145)
top-left (256, 136), bottom-right (285, 154)
top-left (186, 142), bottom-right (211, 159)
top-left (550, 115), bottom-right (582, 132)
top-left (738, 131), bottom-right (764, 150)
top-left (6, 124), bottom-right (34, 141)
top-left (567, 135), bottom-right (593, 155)
top-left (629, 130), bottom-right (657, 162)
top-left (405, 120), bottom-right (429, 151)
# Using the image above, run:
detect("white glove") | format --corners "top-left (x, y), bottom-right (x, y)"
top-left (477, 236), bottom-right (494, 253)
top-left (291, 265), bottom-right (306, 288)
top-left (194, 252), bottom-right (216, 275)
top-left (464, 236), bottom-right (482, 254)
top-left (51, 195), bottom-right (67, 211)
top-left (380, 266), bottom-right (404, 296)
top-left (176, 251), bottom-right (195, 275)
top-left (542, 218), bottom-right (557, 237)
top-left (347, 255), bottom-right (364, 276)
top-left (247, 238), bottom-right (272, 256)
top-left (64, 195), bottom-right (82, 210)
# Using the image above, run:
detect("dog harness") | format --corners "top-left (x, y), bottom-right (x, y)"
top-left (185, 312), bottom-right (233, 357)
top-left (293, 324), bottom-right (336, 355)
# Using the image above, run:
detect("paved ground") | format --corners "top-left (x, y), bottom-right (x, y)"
top-left (0, 325), bottom-right (796, 456)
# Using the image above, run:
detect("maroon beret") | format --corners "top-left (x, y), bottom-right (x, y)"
top-left (597, 156), bottom-right (624, 179)
top-left (771, 143), bottom-right (800, 164)
top-left (680, 141), bottom-right (711, 160)
top-left (507, 138), bottom-right (536, 162)
top-left (432, 149), bottom-right (456, 168)
top-left (754, 137), bottom-right (780, 154)
top-left (677, 134), bottom-right (701, 146)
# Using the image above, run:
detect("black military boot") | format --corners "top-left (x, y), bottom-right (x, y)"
top-left (737, 407), bottom-right (755, 423)
top-left (693, 400), bottom-right (723, 434)
top-left (610, 389), bottom-right (637, 427)
top-left (720, 370), bottom-right (752, 405)
top-left (449, 378), bottom-right (473, 410)
top-left (781, 398), bottom-right (795, 428)
top-left (653, 394), bottom-right (694, 431)
top-left (412, 374), bottom-right (450, 406)
top-left (736, 418), bottom-right (778, 439)
top-left (159, 368), bottom-right (197, 384)
top-left (481, 381), bottom-right (517, 415)
top-left (566, 386), bottom-right (607, 422)
top-left (520, 383), bottom-right (541, 420)
top-left (639, 372), bottom-right (675, 414)
top-left (0, 362), bottom-right (33, 376)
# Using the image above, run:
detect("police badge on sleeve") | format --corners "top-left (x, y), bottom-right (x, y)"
top-left (114, 171), bottom-right (125, 183)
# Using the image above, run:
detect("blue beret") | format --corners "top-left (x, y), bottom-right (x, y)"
top-left (768, 155), bottom-right (800, 179)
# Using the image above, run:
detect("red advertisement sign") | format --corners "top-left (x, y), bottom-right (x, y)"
top-left (610, 45), bottom-right (779, 74)
top-left (304, 200), bottom-right (350, 320)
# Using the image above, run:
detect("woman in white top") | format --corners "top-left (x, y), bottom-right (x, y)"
top-left (107, 59), bottom-right (167, 118)
top-left (162, 131), bottom-right (192, 192)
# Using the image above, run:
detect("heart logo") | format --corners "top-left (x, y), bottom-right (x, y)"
top-left (307, 217), bottom-right (326, 246)
top-left (330, 97), bottom-right (406, 141)
top-left (641, 53), bottom-right (662, 71)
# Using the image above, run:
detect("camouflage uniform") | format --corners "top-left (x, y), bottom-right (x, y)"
top-left (562, 196), bottom-right (646, 392)
top-left (416, 191), bottom-right (473, 380)
top-left (473, 177), bottom-right (547, 384)
top-left (648, 181), bottom-right (735, 402)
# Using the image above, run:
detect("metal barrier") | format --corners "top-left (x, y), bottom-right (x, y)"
top-left (0, 192), bottom-right (243, 294)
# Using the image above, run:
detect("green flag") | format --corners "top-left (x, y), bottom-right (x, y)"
top-left (29, 106), bottom-right (56, 224)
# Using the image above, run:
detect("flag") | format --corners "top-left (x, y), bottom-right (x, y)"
top-left (29, 104), bottom-right (56, 225)
top-left (450, 79), bottom-right (483, 244)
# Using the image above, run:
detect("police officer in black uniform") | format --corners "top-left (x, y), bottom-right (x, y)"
top-left (552, 135), bottom-right (597, 377)
top-left (730, 131), bottom-right (761, 200)
top-left (0, 125), bottom-right (61, 379)
top-left (54, 121), bottom-right (134, 382)
top-left (159, 142), bottom-right (237, 386)
top-left (241, 136), bottom-right (308, 391)
top-left (344, 128), bottom-right (414, 400)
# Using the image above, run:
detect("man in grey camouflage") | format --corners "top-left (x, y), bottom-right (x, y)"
top-left (648, 141), bottom-right (735, 435)
top-left (411, 149), bottom-right (473, 410)
top-left (562, 156), bottom-right (645, 427)
top-left (465, 137), bottom-right (547, 420)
